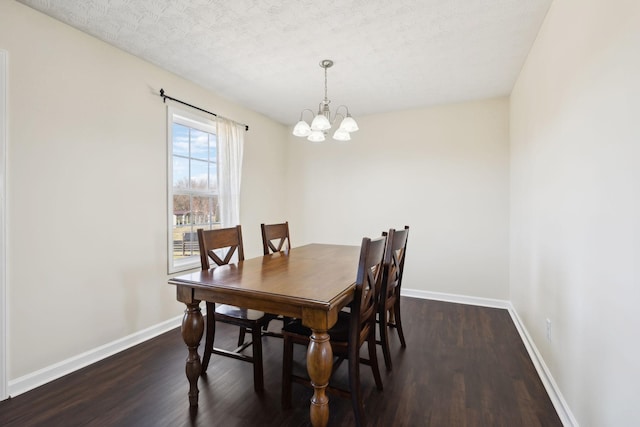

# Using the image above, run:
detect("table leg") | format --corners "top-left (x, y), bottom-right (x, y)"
top-left (307, 328), bottom-right (332, 427)
top-left (181, 301), bottom-right (204, 406)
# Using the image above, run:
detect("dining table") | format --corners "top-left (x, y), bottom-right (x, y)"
top-left (168, 243), bottom-right (361, 427)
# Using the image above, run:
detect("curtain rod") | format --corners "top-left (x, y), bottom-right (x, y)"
top-left (159, 88), bottom-right (249, 132)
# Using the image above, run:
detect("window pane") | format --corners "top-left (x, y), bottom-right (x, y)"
top-left (192, 195), bottom-right (213, 225)
top-left (190, 159), bottom-right (208, 190)
top-left (172, 124), bottom-right (189, 156)
top-left (173, 156), bottom-right (189, 189)
top-left (173, 226), bottom-right (199, 258)
top-left (172, 193), bottom-right (197, 259)
top-left (173, 194), bottom-right (190, 223)
top-left (191, 129), bottom-right (209, 160)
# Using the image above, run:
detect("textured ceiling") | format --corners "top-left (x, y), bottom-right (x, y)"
top-left (18, 0), bottom-right (552, 125)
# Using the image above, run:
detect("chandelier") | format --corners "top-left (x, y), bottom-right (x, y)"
top-left (292, 59), bottom-right (359, 142)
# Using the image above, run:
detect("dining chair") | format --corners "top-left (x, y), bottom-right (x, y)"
top-left (197, 226), bottom-right (269, 392)
top-left (260, 221), bottom-right (293, 331)
top-left (378, 226), bottom-right (410, 371)
top-left (281, 235), bottom-right (386, 427)
top-left (260, 221), bottom-right (291, 254)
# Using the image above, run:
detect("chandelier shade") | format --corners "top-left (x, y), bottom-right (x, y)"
top-left (339, 115), bottom-right (359, 132)
top-left (293, 120), bottom-right (312, 137)
top-left (307, 130), bottom-right (326, 142)
top-left (332, 129), bottom-right (351, 141)
top-left (293, 59), bottom-right (359, 142)
top-left (311, 114), bottom-right (331, 131)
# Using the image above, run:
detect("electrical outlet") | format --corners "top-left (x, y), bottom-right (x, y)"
top-left (546, 318), bottom-right (552, 342)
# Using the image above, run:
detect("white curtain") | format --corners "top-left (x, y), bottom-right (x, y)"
top-left (217, 117), bottom-right (244, 228)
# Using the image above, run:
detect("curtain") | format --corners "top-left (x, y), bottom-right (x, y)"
top-left (217, 117), bottom-right (244, 228)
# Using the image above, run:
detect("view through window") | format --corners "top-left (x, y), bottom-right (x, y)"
top-left (168, 108), bottom-right (220, 272)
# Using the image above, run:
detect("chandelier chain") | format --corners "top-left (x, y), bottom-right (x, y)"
top-left (324, 65), bottom-right (328, 102)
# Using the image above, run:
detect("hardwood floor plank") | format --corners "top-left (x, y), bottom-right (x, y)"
top-left (0, 298), bottom-right (562, 426)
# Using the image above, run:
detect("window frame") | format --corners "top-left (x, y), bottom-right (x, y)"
top-left (167, 106), bottom-right (220, 273)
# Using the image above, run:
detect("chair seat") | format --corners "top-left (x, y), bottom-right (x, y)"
top-left (283, 311), bottom-right (351, 343)
top-left (215, 304), bottom-right (266, 322)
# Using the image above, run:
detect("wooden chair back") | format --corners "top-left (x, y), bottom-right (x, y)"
top-left (351, 236), bottom-right (387, 348)
top-left (381, 226), bottom-right (409, 303)
top-left (197, 226), bottom-right (245, 270)
top-left (260, 222), bottom-right (291, 255)
top-left (376, 226), bottom-right (410, 370)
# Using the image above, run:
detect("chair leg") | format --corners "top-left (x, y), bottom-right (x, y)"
top-left (202, 302), bottom-right (215, 372)
top-left (238, 327), bottom-right (246, 347)
top-left (379, 307), bottom-right (393, 371)
top-left (251, 326), bottom-right (264, 392)
top-left (368, 329), bottom-right (384, 391)
top-left (348, 343), bottom-right (365, 427)
top-left (281, 334), bottom-right (293, 409)
top-left (388, 304), bottom-right (396, 324)
top-left (394, 298), bottom-right (407, 348)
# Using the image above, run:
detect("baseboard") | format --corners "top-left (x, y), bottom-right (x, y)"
top-left (401, 287), bottom-right (511, 309)
top-left (7, 315), bottom-right (183, 398)
top-left (401, 287), bottom-right (578, 427)
top-left (506, 304), bottom-right (579, 427)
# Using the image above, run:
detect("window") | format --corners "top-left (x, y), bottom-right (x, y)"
top-left (168, 107), bottom-right (220, 273)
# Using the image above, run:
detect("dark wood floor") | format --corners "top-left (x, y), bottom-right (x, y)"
top-left (0, 298), bottom-right (562, 426)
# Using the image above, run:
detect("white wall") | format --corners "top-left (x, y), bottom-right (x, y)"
top-left (510, 0), bottom-right (640, 425)
top-left (0, 1), bottom-right (287, 380)
top-left (0, 49), bottom-right (7, 400)
top-left (287, 98), bottom-right (510, 300)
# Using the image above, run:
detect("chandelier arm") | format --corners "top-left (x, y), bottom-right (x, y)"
top-left (334, 105), bottom-right (350, 116)
top-left (330, 105), bottom-right (350, 124)
top-left (299, 108), bottom-right (315, 121)
top-left (332, 111), bottom-right (345, 124)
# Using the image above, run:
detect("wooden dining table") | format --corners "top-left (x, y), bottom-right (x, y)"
top-left (168, 243), bottom-right (361, 427)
